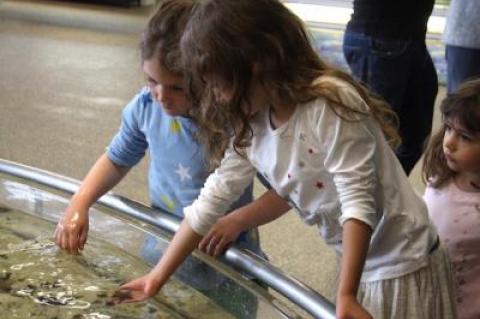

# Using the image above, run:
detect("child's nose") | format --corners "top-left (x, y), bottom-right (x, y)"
top-left (443, 132), bottom-right (456, 152)
top-left (154, 85), bottom-right (169, 103)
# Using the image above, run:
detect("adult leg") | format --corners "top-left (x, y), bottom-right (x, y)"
top-left (343, 31), bottom-right (418, 174)
top-left (398, 42), bottom-right (437, 174)
top-left (446, 45), bottom-right (480, 93)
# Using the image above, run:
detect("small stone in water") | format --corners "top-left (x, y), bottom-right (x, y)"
top-left (0, 271), bottom-right (11, 279)
top-left (0, 281), bottom-right (12, 293)
top-left (0, 206), bottom-right (11, 213)
top-left (148, 306), bottom-right (157, 313)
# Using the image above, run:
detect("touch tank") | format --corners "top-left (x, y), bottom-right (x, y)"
top-left (0, 159), bottom-right (336, 319)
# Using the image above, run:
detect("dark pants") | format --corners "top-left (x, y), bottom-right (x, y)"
top-left (343, 31), bottom-right (438, 175)
top-left (446, 45), bottom-right (480, 94)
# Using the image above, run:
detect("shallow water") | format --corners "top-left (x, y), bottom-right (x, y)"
top-left (0, 206), bottom-right (233, 319)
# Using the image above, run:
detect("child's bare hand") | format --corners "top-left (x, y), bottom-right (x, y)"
top-left (117, 273), bottom-right (162, 303)
top-left (199, 215), bottom-right (242, 257)
top-left (54, 208), bottom-right (89, 255)
top-left (336, 294), bottom-right (373, 319)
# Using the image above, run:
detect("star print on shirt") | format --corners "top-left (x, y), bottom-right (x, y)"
top-left (299, 132), bottom-right (306, 142)
top-left (161, 195), bottom-right (176, 212)
top-left (176, 163), bottom-right (192, 182)
top-left (169, 119), bottom-right (182, 133)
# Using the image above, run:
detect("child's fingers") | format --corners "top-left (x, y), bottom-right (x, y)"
top-left (79, 229), bottom-right (88, 250)
top-left (68, 231), bottom-right (81, 255)
top-left (60, 230), bottom-right (69, 252)
top-left (213, 238), bottom-right (229, 257)
top-left (198, 233), bottom-right (212, 251)
top-left (54, 222), bottom-right (67, 249)
top-left (117, 279), bottom-right (154, 303)
top-left (53, 225), bottom-right (60, 245)
top-left (111, 289), bottom-right (136, 303)
top-left (120, 279), bottom-right (143, 290)
top-left (206, 235), bottom-right (221, 256)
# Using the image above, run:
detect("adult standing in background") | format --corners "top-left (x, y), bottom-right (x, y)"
top-left (443, 0), bottom-right (480, 93)
top-left (343, 0), bottom-right (437, 175)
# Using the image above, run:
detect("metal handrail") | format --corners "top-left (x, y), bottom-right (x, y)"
top-left (0, 159), bottom-right (336, 319)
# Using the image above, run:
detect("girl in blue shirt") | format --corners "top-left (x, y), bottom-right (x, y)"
top-left (54, 1), bottom-right (263, 318)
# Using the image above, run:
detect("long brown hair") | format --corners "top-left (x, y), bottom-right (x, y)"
top-left (422, 78), bottom-right (480, 188)
top-left (181, 0), bottom-right (400, 168)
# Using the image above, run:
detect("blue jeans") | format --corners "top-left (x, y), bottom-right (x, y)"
top-left (343, 31), bottom-right (438, 175)
top-left (446, 45), bottom-right (480, 94)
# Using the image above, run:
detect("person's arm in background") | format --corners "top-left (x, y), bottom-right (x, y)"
top-left (199, 189), bottom-right (291, 256)
top-left (54, 153), bottom-right (130, 254)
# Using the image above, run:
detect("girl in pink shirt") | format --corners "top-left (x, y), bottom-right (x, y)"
top-left (423, 78), bottom-right (480, 319)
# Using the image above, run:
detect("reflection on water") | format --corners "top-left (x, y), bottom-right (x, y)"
top-left (0, 206), bottom-right (233, 319)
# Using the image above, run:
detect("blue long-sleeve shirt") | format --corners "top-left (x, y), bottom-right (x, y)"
top-left (107, 87), bottom-right (252, 217)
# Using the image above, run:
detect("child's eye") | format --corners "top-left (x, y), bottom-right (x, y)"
top-left (460, 134), bottom-right (473, 142)
top-left (145, 77), bottom-right (157, 86)
top-left (172, 86), bottom-right (184, 92)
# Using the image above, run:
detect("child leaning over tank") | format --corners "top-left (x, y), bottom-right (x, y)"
top-left (53, 1), bottom-right (268, 318)
top-left (119, 1), bottom-right (457, 318)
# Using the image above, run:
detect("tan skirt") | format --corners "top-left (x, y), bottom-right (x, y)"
top-left (357, 246), bottom-right (457, 319)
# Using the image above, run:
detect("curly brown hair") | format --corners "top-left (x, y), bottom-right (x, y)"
top-left (140, 0), bottom-right (196, 75)
top-left (180, 0), bottom-right (400, 169)
top-left (422, 78), bottom-right (480, 188)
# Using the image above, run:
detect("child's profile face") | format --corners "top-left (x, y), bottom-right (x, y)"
top-left (142, 58), bottom-right (189, 117)
top-left (442, 119), bottom-right (480, 174)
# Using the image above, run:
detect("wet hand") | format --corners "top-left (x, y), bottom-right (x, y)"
top-left (199, 215), bottom-right (242, 257)
top-left (336, 294), bottom-right (373, 319)
top-left (117, 273), bottom-right (162, 303)
top-left (54, 208), bottom-right (89, 255)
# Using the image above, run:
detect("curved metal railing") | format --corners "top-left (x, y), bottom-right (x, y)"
top-left (0, 159), bottom-right (336, 319)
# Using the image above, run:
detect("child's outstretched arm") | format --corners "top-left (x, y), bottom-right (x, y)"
top-left (119, 220), bottom-right (202, 302)
top-left (119, 139), bottom-right (259, 301)
top-left (118, 187), bottom-right (286, 301)
top-left (337, 218), bottom-right (373, 319)
top-left (54, 153), bottom-right (130, 254)
top-left (199, 189), bottom-right (291, 257)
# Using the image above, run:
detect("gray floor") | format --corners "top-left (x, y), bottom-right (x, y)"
top-left (0, 0), bottom-right (445, 304)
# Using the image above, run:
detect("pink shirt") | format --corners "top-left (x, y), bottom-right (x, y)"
top-left (424, 181), bottom-right (480, 319)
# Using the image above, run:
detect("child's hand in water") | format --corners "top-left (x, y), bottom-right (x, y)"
top-left (116, 273), bottom-right (162, 303)
top-left (199, 214), bottom-right (242, 257)
top-left (54, 208), bottom-right (89, 255)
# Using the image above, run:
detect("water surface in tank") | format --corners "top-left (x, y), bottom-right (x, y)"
top-left (0, 206), bottom-right (233, 319)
